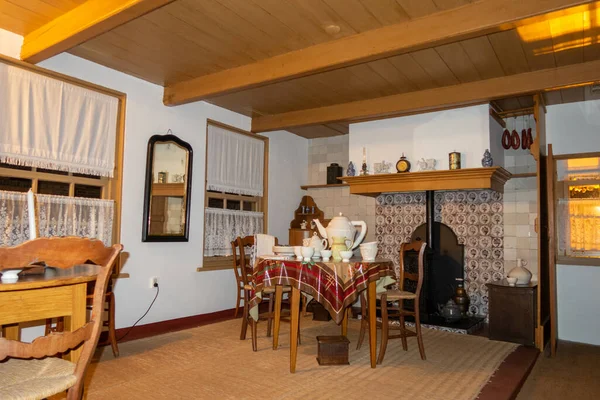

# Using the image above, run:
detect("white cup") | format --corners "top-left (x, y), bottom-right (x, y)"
top-left (293, 246), bottom-right (303, 260)
top-left (360, 246), bottom-right (378, 261)
top-left (340, 250), bottom-right (353, 262)
top-left (320, 250), bottom-right (332, 261)
top-left (301, 246), bottom-right (314, 261)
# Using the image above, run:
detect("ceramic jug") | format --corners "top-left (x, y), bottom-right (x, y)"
top-left (308, 232), bottom-right (328, 257)
top-left (331, 236), bottom-right (353, 262)
top-left (508, 258), bottom-right (532, 285)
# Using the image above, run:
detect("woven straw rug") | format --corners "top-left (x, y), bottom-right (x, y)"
top-left (53, 317), bottom-right (517, 400)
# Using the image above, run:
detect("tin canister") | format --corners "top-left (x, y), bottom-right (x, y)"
top-left (449, 152), bottom-right (461, 170)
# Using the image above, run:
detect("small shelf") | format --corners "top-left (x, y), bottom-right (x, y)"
top-left (300, 183), bottom-right (349, 190)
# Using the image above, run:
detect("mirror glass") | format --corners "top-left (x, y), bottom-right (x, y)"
top-left (142, 134), bottom-right (193, 242)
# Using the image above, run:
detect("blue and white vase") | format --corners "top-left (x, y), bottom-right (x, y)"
top-left (347, 161), bottom-right (356, 176)
top-left (481, 149), bottom-right (493, 167)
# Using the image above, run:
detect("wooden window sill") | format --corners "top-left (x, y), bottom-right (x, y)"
top-left (198, 256), bottom-right (234, 272)
top-left (556, 256), bottom-right (600, 267)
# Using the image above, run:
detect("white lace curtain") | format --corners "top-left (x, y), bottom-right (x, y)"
top-left (0, 61), bottom-right (118, 177)
top-left (0, 190), bottom-right (114, 247)
top-left (204, 208), bottom-right (263, 257)
top-left (206, 124), bottom-right (264, 196)
top-left (557, 198), bottom-right (600, 257)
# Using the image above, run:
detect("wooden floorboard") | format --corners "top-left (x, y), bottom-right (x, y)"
top-left (478, 346), bottom-right (540, 400)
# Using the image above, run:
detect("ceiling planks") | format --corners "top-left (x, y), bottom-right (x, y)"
top-left (163, 0), bottom-right (595, 106)
top-left (251, 59), bottom-right (600, 132)
top-left (0, 0), bottom-right (86, 36)
top-left (20, 0), bottom-right (176, 63)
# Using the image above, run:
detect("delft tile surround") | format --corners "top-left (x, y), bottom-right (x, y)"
top-left (375, 190), bottom-right (504, 317)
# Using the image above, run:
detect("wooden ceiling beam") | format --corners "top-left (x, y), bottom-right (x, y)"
top-left (21, 0), bottom-right (176, 63)
top-left (163, 0), bottom-right (596, 106)
top-left (251, 60), bottom-right (600, 132)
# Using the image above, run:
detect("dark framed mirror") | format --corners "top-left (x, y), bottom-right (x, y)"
top-left (142, 134), bottom-right (193, 242)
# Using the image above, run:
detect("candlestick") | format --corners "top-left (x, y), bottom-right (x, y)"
top-left (27, 189), bottom-right (37, 240)
top-left (362, 147), bottom-right (366, 163)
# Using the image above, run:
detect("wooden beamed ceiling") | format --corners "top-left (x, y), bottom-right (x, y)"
top-left (163, 0), bottom-right (596, 106)
top-left (21, 0), bottom-right (176, 63)
top-left (2, 0), bottom-right (600, 137)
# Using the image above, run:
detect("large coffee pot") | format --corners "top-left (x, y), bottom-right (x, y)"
top-left (313, 213), bottom-right (367, 250)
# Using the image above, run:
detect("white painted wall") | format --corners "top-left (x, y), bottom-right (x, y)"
top-left (0, 28), bottom-right (22, 59)
top-left (547, 100), bottom-right (600, 345)
top-left (0, 31), bottom-right (308, 333)
top-left (260, 131), bottom-right (308, 243)
top-left (349, 105), bottom-right (492, 171)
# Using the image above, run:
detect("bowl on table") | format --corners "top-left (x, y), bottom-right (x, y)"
top-left (1, 269), bottom-right (22, 283)
top-left (273, 245), bottom-right (295, 256)
top-left (506, 277), bottom-right (518, 287)
top-left (301, 246), bottom-right (314, 262)
top-left (360, 245), bottom-right (378, 261)
top-left (339, 250), bottom-right (353, 262)
top-left (320, 250), bottom-right (332, 261)
top-left (293, 246), bottom-right (303, 260)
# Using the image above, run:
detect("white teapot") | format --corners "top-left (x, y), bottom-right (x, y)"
top-left (304, 232), bottom-right (327, 257)
top-left (314, 213), bottom-right (367, 250)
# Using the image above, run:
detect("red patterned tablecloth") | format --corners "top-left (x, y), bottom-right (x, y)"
top-left (250, 258), bottom-right (395, 324)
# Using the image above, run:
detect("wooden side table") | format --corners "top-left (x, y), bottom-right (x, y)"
top-left (488, 281), bottom-right (538, 347)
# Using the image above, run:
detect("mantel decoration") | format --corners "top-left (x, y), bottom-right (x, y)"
top-left (417, 158), bottom-right (436, 171)
top-left (374, 160), bottom-right (392, 174)
top-left (396, 154), bottom-right (411, 173)
top-left (346, 161), bottom-right (356, 177)
top-left (482, 149), bottom-right (493, 167)
top-left (142, 130), bottom-right (193, 242)
top-left (361, 147), bottom-right (369, 175)
top-left (449, 151), bottom-right (461, 170)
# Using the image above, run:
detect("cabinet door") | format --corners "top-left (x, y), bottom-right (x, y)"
top-left (489, 286), bottom-right (535, 346)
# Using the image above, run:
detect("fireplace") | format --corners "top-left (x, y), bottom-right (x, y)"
top-left (410, 221), bottom-right (464, 318)
top-left (375, 188), bottom-right (504, 329)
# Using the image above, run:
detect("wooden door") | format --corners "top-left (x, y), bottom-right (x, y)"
top-left (546, 144), bottom-right (558, 356)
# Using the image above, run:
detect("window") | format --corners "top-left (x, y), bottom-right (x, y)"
top-left (555, 155), bottom-right (600, 262)
top-left (202, 121), bottom-right (268, 269)
top-left (0, 164), bottom-right (107, 199)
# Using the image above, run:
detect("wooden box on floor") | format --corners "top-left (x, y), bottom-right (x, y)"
top-left (316, 335), bottom-right (350, 365)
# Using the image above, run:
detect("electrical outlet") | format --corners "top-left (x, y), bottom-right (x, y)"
top-left (150, 277), bottom-right (158, 288)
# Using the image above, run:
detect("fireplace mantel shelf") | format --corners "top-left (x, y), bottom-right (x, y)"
top-left (341, 167), bottom-right (511, 196)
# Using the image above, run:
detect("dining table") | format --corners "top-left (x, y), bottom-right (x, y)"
top-left (0, 264), bottom-right (101, 363)
top-left (250, 257), bottom-right (395, 373)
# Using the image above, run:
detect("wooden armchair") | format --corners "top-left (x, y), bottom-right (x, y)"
top-left (0, 237), bottom-right (123, 400)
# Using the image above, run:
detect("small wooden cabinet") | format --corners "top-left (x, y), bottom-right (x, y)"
top-left (288, 195), bottom-right (328, 245)
top-left (488, 281), bottom-right (537, 346)
top-left (289, 228), bottom-right (314, 246)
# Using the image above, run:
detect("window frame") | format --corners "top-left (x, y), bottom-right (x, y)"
top-left (200, 119), bottom-right (269, 271)
top-left (554, 151), bottom-right (600, 267)
top-left (0, 55), bottom-right (126, 274)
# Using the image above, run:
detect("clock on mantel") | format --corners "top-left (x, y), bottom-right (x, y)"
top-left (340, 167), bottom-right (511, 197)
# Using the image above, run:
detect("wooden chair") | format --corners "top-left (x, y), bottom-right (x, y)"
top-left (232, 236), bottom-right (278, 318)
top-left (234, 236), bottom-right (298, 351)
top-left (357, 240), bottom-right (427, 364)
top-left (0, 237), bottom-right (123, 400)
top-left (45, 280), bottom-right (120, 357)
